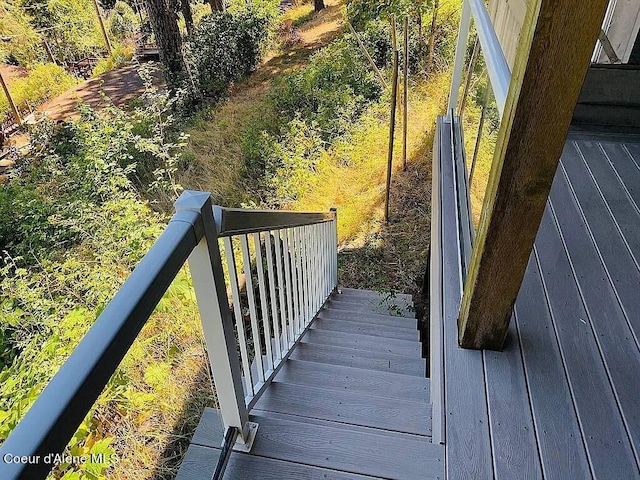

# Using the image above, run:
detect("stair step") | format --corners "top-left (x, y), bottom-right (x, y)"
top-left (254, 381), bottom-right (431, 435)
top-left (336, 287), bottom-right (413, 304)
top-left (319, 307), bottom-right (418, 329)
top-left (328, 298), bottom-right (415, 318)
top-left (301, 328), bottom-right (422, 357)
top-left (275, 359), bottom-right (430, 403)
top-left (190, 408), bottom-right (444, 480)
top-left (292, 342), bottom-right (426, 377)
top-left (177, 445), bottom-right (375, 480)
top-left (312, 317), bottom-right (420, 341)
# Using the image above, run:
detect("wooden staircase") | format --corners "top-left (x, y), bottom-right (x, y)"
top-left (177, 288), bottom-right (444, 480)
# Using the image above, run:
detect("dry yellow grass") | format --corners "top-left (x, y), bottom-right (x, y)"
top-left (292, 72), bottom-right (451, 294)
top-left (294, 73), bottom-right (451, 248)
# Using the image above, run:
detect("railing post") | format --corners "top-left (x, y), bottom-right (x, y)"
top-left (330, 208), bottom-right (338, 290)
top-left (448, 0), bottom-right (471, 116)
top-left (174, 191), bottom-right (257, 450)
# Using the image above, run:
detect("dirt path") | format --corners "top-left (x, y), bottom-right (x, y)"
top-left (37, 63), bottom-right (157, 121)
top-left (35, 1), bottom-right (343, 124)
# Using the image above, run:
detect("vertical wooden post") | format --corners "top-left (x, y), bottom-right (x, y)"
top-left (348, 22), bottom-right (387, 88)
top-left (42, 39), bottom-right (56, 64)
top-left (0, 71), bottom-right (21, 127)
top-left (93, 0), bottom-right (113, 55)
top-left (385, 16), bottom-right (400, 223)
top-left (459, 36), bottom-right (480, 117)
top-left (469, 80), bottom-right (490, 185)
top-left (458, 0), bottom-right (610, 350)
top-left (402, 16), bottom-right (409, 171)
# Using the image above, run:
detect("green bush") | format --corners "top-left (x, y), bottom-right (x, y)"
top-left (271, 38), bottom-right (382, 139)
top-left (0, 93), bottom-right (195, 478)
top-left (185, 10), bottom-right (271, 101)
top-left (108, 0), bottom-right (139, 43)
top-left (346, 0), bottom-right (430, 30)
top-left (242, 36), bottom-right (383, 206)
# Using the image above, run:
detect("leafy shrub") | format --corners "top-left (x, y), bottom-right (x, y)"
top-left (346, 0), bottom-right (429, 30)
top-left (242, 37), bottom-right (383, 206)
top-left (0, 93), bottom-right (198, 479)
top-left (108, 1), bottom-right (139, 43)
top-left (271, 38), bottom-right (382, 140)
top-left (92, 44), bottom-right (135, 76)
top-left (185, 10), bottom-right (271, 101)
top-left (0, 63), bottom-right (78, 119)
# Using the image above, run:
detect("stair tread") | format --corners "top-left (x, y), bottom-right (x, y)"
top-left (254, 382), bottom-right (431, 436)
top-left (328, 298), bottom-right (415, 318)
top-left (301, 328), bottom-right (422, 357)
top-left (275, 359), bottom-right (430, 403)
top-left (177, 445), bottom-right (379, 480)
top-left (318, 308), bottom-right (418, 329)
top-left (312, 316), bottom-right (420, 341)
top-left (337, 287), bottom-right (413, 303)
top-left (292, 342), bottom-right (426, 377)
top-left (189, 408), bottom-right (444, 480)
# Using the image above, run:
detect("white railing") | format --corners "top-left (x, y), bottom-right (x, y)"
top-left (0, 190), bottom-right (338, 479)
top-left (448, 0), bottom-right (512, 119)
top-left (181, 193), bottom-right (338, 451)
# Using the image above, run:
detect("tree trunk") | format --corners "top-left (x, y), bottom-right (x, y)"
top-left (314, 0), bottom-right (325, 12)
top-left (427, 0), bottom-right (439, 73)
top-left (180, 0), bottom-right (195, 35)
top-left (144, 0), bottom-right (186, 88)
top-left (416, 13), bottom-right (423, 71)
top-left (208, 0), bottom-right (224, 12)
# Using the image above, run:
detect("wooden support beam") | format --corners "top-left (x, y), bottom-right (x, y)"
top-left (458, 0), bottom-right (609, 350)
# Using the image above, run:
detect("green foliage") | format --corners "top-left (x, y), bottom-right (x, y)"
top-left (271, 38), bottom-right (382, 139)
top-left (107, 1), bottom-right (139, 43)
top-left (0, 1), bottom-right (44, 65)
top-left (0, 79), bottom-right (185, 263)
top-left (0, 83), bottom-right (201, 476)
top-left (0, 62), bottom-right (78, 120)
top-left (91, 44), bottom-right (134, 76)
top-left (346, 0), bottom-right (431, 30)
top-left (185, 9), bottom-right (271, 101)
top-left (242, 36), bottom-right (383, 206)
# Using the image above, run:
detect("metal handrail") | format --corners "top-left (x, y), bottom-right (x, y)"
top-left (0, 191), bottom-right (339, 480)
top-left (448, 0), bottom-right (512, 119)
top-left (467, 0), bottom-right (511, 116)
top-left (214, 206), bottom-right (335, 237)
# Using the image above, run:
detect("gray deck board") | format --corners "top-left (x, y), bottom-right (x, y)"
top-left (301, 328), bottom-right (422, 357)
top-left (551, 160), bottom-right (640, 464)
top-left (274, 359), bottom-right (430, 403)
top-left (483, 318), bottom-right (542, 479)
top-left (438, 117), bottom-right (493, 480)
top-left (254, 382), bottom-right (431, 436)
top-left (560, 143), bottom-right (640, 345)
top-left (534, 202), bottom-right (638, 478)
top-left (190, 409), bottom-right (444, 480)
top-left (577, 141), bottom-right (640, 268)
top-left (317, 308), bottom-right (417, 330)
top-left (177, 444), bottom-right (380, 480)
top-left (311, 317), bottom-right (420, 341)
top-left (514, 254), bottom-right (590, 480)
top-left (291, 342), bottom-right (425, 376)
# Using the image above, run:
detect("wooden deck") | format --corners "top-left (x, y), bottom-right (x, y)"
top-left (176, 288), bottom-right (444, 480)
top-left (435, 123), bottom-right (640, 479)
